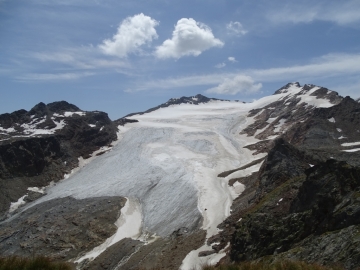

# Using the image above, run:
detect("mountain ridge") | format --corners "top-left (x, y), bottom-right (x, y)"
top-left (0, 83), bottom-right (359, 269)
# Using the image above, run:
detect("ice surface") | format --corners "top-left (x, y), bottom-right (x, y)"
top-left (328, 117), bottom-right (336, 123)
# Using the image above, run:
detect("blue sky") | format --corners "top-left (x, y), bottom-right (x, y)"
top-left (1, 0), bottom-right (360, 119)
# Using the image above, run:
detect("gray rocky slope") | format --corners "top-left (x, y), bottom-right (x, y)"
top-left (0, 83), bottom-right (359, 269)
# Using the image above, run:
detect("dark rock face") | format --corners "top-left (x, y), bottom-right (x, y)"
top-left (0, 196), bottom-right (126, 261)
top-left (0, 101), bottom-right (119, 218)
top-left (113, 117), bottom-right (139, 126)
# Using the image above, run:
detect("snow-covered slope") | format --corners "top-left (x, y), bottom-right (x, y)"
top-left (13, 82), bottom-right (342, 267)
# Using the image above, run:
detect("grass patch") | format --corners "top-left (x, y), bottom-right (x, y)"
top-left (0, 256), bottom-right (73, 270)
top-left (202, 260), bottom-right (343, 270)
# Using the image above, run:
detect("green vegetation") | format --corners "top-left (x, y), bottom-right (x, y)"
top-left (201, 261), bottom-right (343, 270)
top-left (0, 256), bottom-right (73, 270)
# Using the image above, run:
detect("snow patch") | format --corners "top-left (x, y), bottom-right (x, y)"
top-left (0, 126), bottom-right (16, 133)
top-left (180, 242), bottom-right (229, 270)
top-left (343, 148), bottom-right (360, 152)
top-left (274, 118), bottom-right (286, 133)
top-left (9, 195), bottom-right (27, 213)
top-left (27, 187), bottom-right (46, 194)
top-left (328, 117), bottom-right (336, 123)
top-left (341, 142), bottom-right (360, 147)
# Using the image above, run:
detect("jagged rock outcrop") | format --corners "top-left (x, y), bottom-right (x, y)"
top-left (230, 158), bottom-right (360, 269)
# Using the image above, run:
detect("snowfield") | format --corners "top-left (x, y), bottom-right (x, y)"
top-left (20, 84), bottom-right (338, 268)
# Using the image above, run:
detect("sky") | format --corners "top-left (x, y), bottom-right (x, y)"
top-left (1, 0), bottom-right (360, 119)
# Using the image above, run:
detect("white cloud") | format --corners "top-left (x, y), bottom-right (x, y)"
top-left (215, 63), bottom-right (226, 68)
top-left (99, 13), bottom-right (159, 58)
top-left (226, 21), bottom-right (247, 36)
top-left (228, 57), bottom-right (237, 63)
top-left (267, 1), bottom-right (360, 25)
top-left (205, 75), bottom-right (262, 95)
top-left (155, 18), bottom-right (224, 59)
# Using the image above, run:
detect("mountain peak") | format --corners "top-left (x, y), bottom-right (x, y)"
top-left (274, 82), bottom-right (301, 94)
top-left (47, 101), bottom-right (80, 113)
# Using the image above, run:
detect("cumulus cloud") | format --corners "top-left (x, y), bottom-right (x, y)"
top-left (155, 18), bottom-right (224, 59)
top-left (215, 63), bottom-right (226, 68)
top-left (205, 75), bottom-right (262, 95)
top-left (99, 13), bottom-right (159, 58)
top-left (228, 57), bottom-right (237, 63)
top-left (226, 21), bottom-right (247, 36)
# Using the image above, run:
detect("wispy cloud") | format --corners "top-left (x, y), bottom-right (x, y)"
top-left (215, 63), bottom-right (226, 68)
top-left (228, 57), bottom-right (237, 63)
top-left (155, 18), bottom-right (224, 59)
top-left (267, 0), bottom-right (360, 25)
top-left (29, 47), bottom-right (131, 71)
top-left (205, 75), bottom-right (261, 95)
top-left (15, 72), bottom-right (95, 81)
top-left (126, 52), bottom-right (360, 94)
top-left (249, 53), bottom-right (360, 81)
top-left (226, 21), bottom-right (247, 36)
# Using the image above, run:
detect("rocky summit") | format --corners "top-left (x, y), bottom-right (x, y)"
top-left (0, 83), bottom-right (360, 270)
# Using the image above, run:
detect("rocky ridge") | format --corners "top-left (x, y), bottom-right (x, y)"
top-left (0, 101), bottom-right (119, 218)
top-left (125, 93), bottom-right (237, 117)
top-left (203, 83), bottom-right (360, 269)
